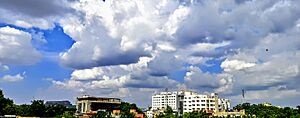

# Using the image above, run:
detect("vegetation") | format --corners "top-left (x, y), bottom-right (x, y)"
top-left (234, 103), bottom-right (300, 118)
top-left (155, 103), bottom-right (300, 118)
top-left (91, 102), bottom-right (143, 118)
top-left (3, 89), bottom-right (300, 118)
top-left (182, 111), bottom-right (209, 118)
top-left (156, 106), bottom-right (208, 118)
top-left (0, 89), bottom-right (76, 117)
top-left (92, 111), bottom-right (112, 118)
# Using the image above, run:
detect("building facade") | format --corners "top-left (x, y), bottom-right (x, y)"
top-left (181, 91), bottom-right (230, 113)
top-left (151, 91), bottom-right (182, 113)
top-left (149, 90), bottom-right (230, 117)
top-left (76, 95), bottom-right (121, 115)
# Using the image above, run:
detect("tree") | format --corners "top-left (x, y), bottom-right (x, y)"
top-left (120, 112), bottom-right (135, 118)
top-left (183, 111), bottom-right (208, 118)
top-left (156, 106), bottom-right (178, 118)
top-left (45, 104), bottom-right (67, 117)
top-left (16, 104), bottom-right (31, 116)
top-left (233, 103), bottom-right (300, 118)
top-left (92, 111), bottom-right (110, 118)
top-left (56, 111), bottom-right (76, 118)
top-left (0, 89), bottom-right (75, 117)
top-left (0, 89), bottom-right (16, 115)
top-left (29, 100), bottom-right (46, 117)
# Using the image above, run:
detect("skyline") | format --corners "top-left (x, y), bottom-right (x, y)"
top-left (0, 0), bottom-right (300, 108)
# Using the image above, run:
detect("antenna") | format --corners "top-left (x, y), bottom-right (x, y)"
top-left (242, 89), bottom-right (245, 98)
top-left (242, 89), bottom-right (246, 104)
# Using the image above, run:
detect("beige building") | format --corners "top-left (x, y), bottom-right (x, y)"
top-left (76, 95), bottom-right (121, 116)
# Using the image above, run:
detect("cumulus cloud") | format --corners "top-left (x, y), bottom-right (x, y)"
top-left (184, 66), bottom-right (233, 93)
top-left (0, 26), bottom-right (42, 65)
top-left (0, 0), bottom-right (73, 29)
top-left (0, 72), bottom-right (25, 82)
top-left (53, 56), bottom-right (180, 90)
top-left (221, 59), bottom-right (256, 72)
top-left (39, 0), bottom-right (300, 107)
top-left (0, 63), bottom-right (9, 71)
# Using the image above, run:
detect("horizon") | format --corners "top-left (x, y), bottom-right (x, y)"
top-left (0, 0), bottom-right (300, 108)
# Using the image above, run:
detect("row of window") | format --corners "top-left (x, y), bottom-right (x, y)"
top-left (152, 104), bottom-right (176, 107)
top-left (183, 100), bottom-right (215, 103)
top-left (152, 101), bottom-right (176, 103)
top-left (184, 96), bottom-right (208, 99)
top-left (184, 108), bottom-right (215, 111)
top-left (153, 95), bottom-right (177, 98)
top-left (153, 98), bottom-right (176, 100)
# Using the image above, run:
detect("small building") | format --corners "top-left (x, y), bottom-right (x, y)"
top-left (45, 100), bottom-right (72, 108)
top-left (76, 95), bottom-right (121, 116)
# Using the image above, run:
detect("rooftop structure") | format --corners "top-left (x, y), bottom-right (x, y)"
top-left (76, 95), bottom-right (121, 116)
top-left (45, 100), bottom-right (72, 108)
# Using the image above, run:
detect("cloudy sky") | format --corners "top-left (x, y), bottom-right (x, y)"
top-left (0, 0), bottom-right (300, 108)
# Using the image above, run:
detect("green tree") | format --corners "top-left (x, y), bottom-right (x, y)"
top-left (156, 106), bottom-right (178, 118)
top-left (0, 89), bottom-right (16, 115)
top-left (182, 110), bottom-right (209, 118)
top-left (29, 100), bottom-right (46, 117)
top-left (56, 111), bottom-right (76, 118)
top-left (233, 103), bottom-right (300, 118)
top-left (45, 104), bottom-right (67, 117)
top-left (16, 104), bottom-right (31, 116)
top-left (92, 111), bottom-right (110, 118)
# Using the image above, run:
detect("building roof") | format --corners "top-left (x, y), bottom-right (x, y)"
top-left (77, 95), bottom-right (121, 101)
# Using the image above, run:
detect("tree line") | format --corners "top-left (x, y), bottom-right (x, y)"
top-left (234, 103), bottom-right (300, 118)
top-left (155, 103), bottom-right (300, 118)
top-left (0, 89), bottom-right (75, 117)
top-left (1, 89), bottom-right (144, 118)
top-left (2, 89), bottom-right (300, 118)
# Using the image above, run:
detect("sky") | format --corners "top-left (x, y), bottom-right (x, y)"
top-left (0, 0), bottom-right (300, 108)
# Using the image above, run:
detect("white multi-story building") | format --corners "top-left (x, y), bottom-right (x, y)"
top-left (149, 90), bottom-right (230, 117)
top-left (151, 91), bottom-right (181, 112)
top-left (181, 91), bottom-right (230, 113)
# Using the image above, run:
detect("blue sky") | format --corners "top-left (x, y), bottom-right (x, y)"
top-left (1, 0), bottom-right (300, 108)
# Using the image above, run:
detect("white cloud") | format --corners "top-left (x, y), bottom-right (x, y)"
top-left (32, 0), bottom-right (300, 107)
top-left (0, 72), bottom-right (25, 82)
top-left (221, 59), bottom-right (256, 72)
top-left (0, 0), bottom-right (73, 29)
top-left (0, 26), bottom-right (42, 65)
top-left (184, 66), bottom-right (233, 93)
top-left (0, 63), bottom-right (9, 71)
top-left (71, 67), bottom-right (104, 80)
